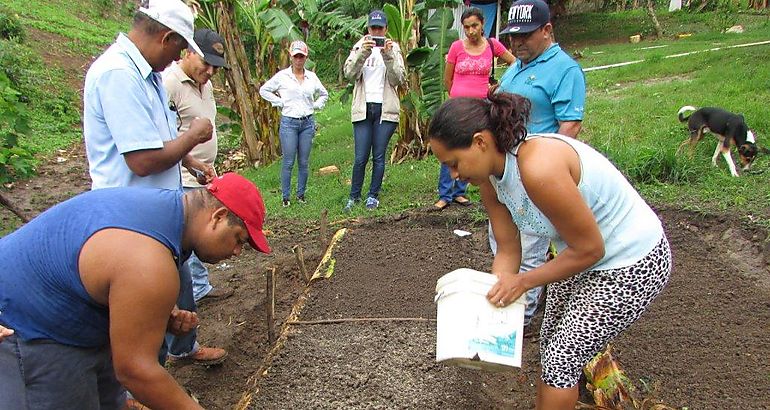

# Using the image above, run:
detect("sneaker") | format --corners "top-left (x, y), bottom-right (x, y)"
top-left (297, 196), bottom-right (306, 204)
top-left (197, 287), bottom-right (234, 305)
top-left (365, 196), bottom-right (379, 210)
top-left (282, 199), bottom-right (290, 207)
top-left (343, 198), bottom-right (357, 213)
top-left (169, 346), bottom-right (228, 366)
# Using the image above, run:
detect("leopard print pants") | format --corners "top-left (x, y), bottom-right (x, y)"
top-left (539, 235), bottom-right (672, 388)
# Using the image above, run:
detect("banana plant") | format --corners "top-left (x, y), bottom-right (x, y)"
top-left (384, 0), bottom-right (459, 161)
top-left (418, 6), bottom-right (458, 116)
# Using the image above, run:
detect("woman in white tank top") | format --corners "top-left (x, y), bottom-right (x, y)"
top-left (428, 92), bottom-right (672, 410)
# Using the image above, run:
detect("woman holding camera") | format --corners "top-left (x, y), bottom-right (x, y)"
top-left (433, 7), bottom-right (515, 211)
top-left (342, 10), bottom-right (406, 212)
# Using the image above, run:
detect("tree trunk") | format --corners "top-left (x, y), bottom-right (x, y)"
top-left (216, 1), bottom-right (280, 167)
top-left (0, 191), bottom-right (29, 223)
top-left (647, 0), bottom-right (664, 38)
top-left (337, 49), bottom-right (344, 85)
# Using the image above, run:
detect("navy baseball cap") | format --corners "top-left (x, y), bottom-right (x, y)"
top-left (500, 0), bottom-right (550, 35)
top-left (368, 10), bottom-right (387, 27)
top-left (193, 28), bottom-right (228, 68)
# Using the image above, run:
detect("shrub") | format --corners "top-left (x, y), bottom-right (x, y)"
top-left (0, 40), bottom-right (41, 100)
top-left (0, 71), bottom-right (36, 183)
top-left (0, 7), bottom-right (24, 41)
top-left (307, 35), bottom-right (351, 86)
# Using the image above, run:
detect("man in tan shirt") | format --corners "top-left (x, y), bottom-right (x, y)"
top-left (161, 28), bottom-right (230, 365)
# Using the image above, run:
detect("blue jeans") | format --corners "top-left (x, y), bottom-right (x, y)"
top-left (488, 223), bottom-right (547, 325)
top-left (437, 163), bottom-right (468, 202)
top-left (160, 254), bottom-right (199, 363)
top-left (279, 115), bottom-right (315, 200)
top-left (0, 334), bottom-right (126, 409)
top-left (350, 103), bottom-right (398, 200)
top-left (182, 189), bottom-right (213, 301)
top-left (189, 251), bottom-right (212, 302)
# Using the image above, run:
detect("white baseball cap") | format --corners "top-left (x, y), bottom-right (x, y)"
top-left (139, 0), bottom-right (202, 55)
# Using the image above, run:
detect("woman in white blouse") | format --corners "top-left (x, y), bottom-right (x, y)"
top-left (260, 40), bottom-right (329, 207)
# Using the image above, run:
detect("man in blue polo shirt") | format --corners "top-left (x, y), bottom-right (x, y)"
top-left (493, 0), bottom-right (586, 334)
top-left (498, 0), bottom-right (585, 136)
top-left (83, 0), bottom-right (225, 373)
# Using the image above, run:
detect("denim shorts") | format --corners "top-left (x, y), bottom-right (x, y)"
top-left (0, 334), bottom-right (126, 409)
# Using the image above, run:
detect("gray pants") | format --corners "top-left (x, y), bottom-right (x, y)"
top-left (488, 223), bottom-right (548, 325)
top-left (0, 334), bottom-right (126, 410)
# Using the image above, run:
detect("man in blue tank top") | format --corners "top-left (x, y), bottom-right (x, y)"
top-left (0, 173), bottom-right (270, 410)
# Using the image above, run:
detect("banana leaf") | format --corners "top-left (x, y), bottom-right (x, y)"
top-left (258, 8), bottom-right (303, 42)
top-left (405, 47), bottom-right (432, 67)
top-left (414, 0), bottom-right (461, 15)
top-left (383, 3), bottom-right (413, 45)
top-left (423, 8), bottom-right (457, 48)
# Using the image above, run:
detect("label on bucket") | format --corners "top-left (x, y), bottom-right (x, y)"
top-left (469, 330), bottom-right (517, 357)
top-left (466, 308), bottom-right (521, 365)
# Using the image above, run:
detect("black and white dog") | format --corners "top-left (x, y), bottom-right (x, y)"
top-left (677, 106), bottom-right (758, 177)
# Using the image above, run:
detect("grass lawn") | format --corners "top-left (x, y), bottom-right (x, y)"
top-left (257, 9), bottom-right (770, 227)
top-left (3, 2), bottom-right (770, 230)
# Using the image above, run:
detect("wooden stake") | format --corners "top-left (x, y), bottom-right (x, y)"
top-left (266, 267), bottom-right (276, 344)
top-left (287, 317), bottom-right (436, 325)
top-left (0, 192), bottom-right (29, 223)
top-left (319, 209), bottom-right (328, 251)
top-left (293, 244), bottom-right (310, 282)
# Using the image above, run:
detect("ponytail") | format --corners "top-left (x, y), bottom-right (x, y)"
top-left (487, 91), bottom-right (530, 152)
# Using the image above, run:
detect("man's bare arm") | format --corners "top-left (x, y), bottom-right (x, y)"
top-left (79, 230), bottom-right (203, 409)
top-left (124, 117), bottom-right (213, 177)
top-left (557, 120), bottom-right (582, 139)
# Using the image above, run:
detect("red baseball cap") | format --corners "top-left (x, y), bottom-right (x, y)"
top-left (206, 173), bottom-right (271, 254)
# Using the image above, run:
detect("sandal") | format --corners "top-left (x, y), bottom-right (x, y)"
top-left (432, 199), bottom-right (450, 211)
top-left (453, 196), bottom-right (472, 206)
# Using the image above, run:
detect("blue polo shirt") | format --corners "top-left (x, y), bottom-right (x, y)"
top-left (83, 34), bottom-right (182, 190)
top-left (498, 44), bottom-right (585, 133)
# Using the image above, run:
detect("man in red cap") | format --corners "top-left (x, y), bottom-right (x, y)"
top-left (0, 173), bottom-right (269, 409)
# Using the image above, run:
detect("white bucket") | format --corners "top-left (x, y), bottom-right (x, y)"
top-left (434, 268), bottom-right (526, 371)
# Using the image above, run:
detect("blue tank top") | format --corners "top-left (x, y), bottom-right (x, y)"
top-left (0, 187), bottom-right (184, 347)
top-left (490, 134), bottom-right (663, 270)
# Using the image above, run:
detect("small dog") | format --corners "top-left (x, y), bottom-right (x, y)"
top-left (677, 106), bottom-right (758, 177)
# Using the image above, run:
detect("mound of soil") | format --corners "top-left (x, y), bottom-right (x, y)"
top-left (173, 206), bottom-right (769, 410)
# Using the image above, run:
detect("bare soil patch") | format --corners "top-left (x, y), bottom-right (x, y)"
top-left (2, 151), bottom-right (768, 410)
top-left (182, 206), bottom-right (768, 410)
top-left (26, 28), bottom-right (91, 98)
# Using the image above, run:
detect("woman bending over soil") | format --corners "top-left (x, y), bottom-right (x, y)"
top-left (428, 92), bottom-right (672, 410)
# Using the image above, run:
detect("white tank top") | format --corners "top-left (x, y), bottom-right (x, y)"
top-left (489, 133), bottom-right (663, 270)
